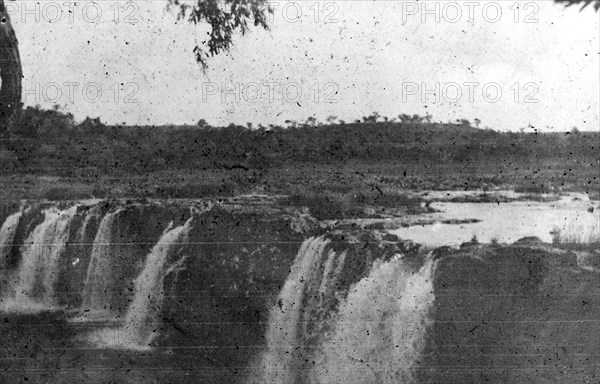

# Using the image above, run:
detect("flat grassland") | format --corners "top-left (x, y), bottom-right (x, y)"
top-left (1, 108), bottom-right (598, 210)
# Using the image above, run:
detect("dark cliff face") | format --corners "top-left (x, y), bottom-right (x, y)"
top-left (57, 203), bottom-right (179, 310)
top-left (419, 244), bottom-right (599, 383)
top-left (157, 208), bottom-right (306, 375)
top-left (0, 199), bottom-right (324, 384)
top-left (2, 206), bottom-right (44, 271)
top-left (0, 198), bottom-right (320, 313)
top-left (158, 225), bottom-right (421, 383)
top-left (0, 199), bottom-right (598, 384)
top-left (56, 204), bottom-right (109, 308)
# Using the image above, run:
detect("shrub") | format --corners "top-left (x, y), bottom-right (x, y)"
top-left (41, 186), bottom-right (92, 201)
top-left (352, 188), bottom-right (420, 207)
top-left (284, 192), bottom-right (352, 220)
top-left (153, 181), bottom-right (239, 199)
top-left (551, 220), bottom-right (600, 244)
top-left (514, 184), bottom-right (551, 194)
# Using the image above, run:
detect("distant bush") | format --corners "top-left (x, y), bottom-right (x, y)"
top-left (91, 184), bottom-right (109, 198)
top-left (551, 220), bottom-right (600, 244)
top-left (283, 186), bottom-right (422, 220)
top-left (153, 181), bottom-right (239, 199)
top-left (7, 105), bottom-right (75, 139)
top-left (317, 182), bottom-right (354, 194)
top-left (514, 184), bottom-right (551, 194)
top-left (4, 106), bottom-right (599, 198)
top-left (41, 186), bottom-right (92, 201)
top-left (352, 188), bottom-right (420, 207)
top-left (284, 192), bottom-right (355, 220)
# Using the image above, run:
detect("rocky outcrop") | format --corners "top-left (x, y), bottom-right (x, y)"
top-left (419, 244), bottom-right (598, 383)
top-left (0, 199), bottom-right (597, 384)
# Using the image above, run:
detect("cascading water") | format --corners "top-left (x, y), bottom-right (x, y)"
top-left (78, 208), bottom-right (124, 321)
top-left (0, 211), bottom-right (22, 268)
top-left (72, 205), bottom-right (104, 265)
top-left (59, 205), bottom-right (106, 308)
top-left (2, 206), bottom-right (78, 311)
top-left (311, 255), bottom-right (436, 384)
top-left (69, 205), bottom-right (106, 273)
top-left (254, 237), bottom-right (437, 384)
top-left (258, 236), bottom-right (331, 384)
top-left (87, 217), bottom-right (193, 349)
top-left (120, 217), bottom-right (193, 347)
top-left (0, 211), bottom-right (22, 296)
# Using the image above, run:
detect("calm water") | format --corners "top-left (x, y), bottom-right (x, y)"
top-left (391, 193), bottom-right (600, 247)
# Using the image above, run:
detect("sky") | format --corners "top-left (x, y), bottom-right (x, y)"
top-left (9, 0), bottom-right (600, 131)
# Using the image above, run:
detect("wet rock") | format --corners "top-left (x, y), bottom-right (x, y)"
top-left (419, 244), bottom-right (598, 383)
top-left (514, 236), bottom-right (544, 244)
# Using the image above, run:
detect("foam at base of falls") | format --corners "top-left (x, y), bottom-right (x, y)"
top-left (67, 310), bottom-right (121, 324)
top-left (0, 298), bottom-right (63, 314)
top-left (82, 327), bottom-right (154, 352)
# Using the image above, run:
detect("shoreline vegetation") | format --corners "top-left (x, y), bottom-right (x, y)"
top-left (1, 107), bottom-right (598, 211)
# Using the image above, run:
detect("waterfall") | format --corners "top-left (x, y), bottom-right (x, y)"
top-left (60, 205), bottom-right (106, 308)
top-left (87, 217), bottom-right (193, 349)
top-left (119, 217), bottom-right (193, 347)
top-left (0, 211), bottom-right (22, 295)
top-left (79, 208), bottom-right (124, 320)
top-left (257, 236), bottom-right (331, 384)
top-left (2, 206), bottom-right (78, 311)
top-left (0, 211), bottom-right (22, 268)
top-left (254, 237), bottom-right (436, 384)
top-left (311, 255), bottom-right (436, 384)
top-left (70, 205), bottom-right (105, 270)
top-left (74, 206), bottom-right (104, 258)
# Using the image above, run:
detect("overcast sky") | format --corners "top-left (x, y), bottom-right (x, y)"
top-left (10, 0), bottom-right (600, 131)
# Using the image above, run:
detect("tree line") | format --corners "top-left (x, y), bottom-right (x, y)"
top-left (2, 106), bottom-right (597, 178)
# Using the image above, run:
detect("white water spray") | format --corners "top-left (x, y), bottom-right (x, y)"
top-left (257, 236), bottom-right (331, 384)
top-left (0, 211), bottom-right (23, 297)
top-left (120, 217), bottom-right (193, 347)
top-left (74, 206), bottom-right (104, 248)
top-left (311, 255), bottom-right (436, 384)
top-left (2, 206), bottom-right (78, 311)
top-left (254, 237), bottom-right (436, 384)
top-left (0, 211), bottom-right (22, 269)
top-left (79, 208), bottom-right (124, 320)
top-left (87, 218), bottom-right (193, 349)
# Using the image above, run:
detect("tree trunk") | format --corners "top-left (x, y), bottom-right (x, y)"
top-left (0, 0), bottom-right (22, 129)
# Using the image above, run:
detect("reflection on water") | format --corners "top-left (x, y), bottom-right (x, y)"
top-left (391, 193), bottom-right (599, 246)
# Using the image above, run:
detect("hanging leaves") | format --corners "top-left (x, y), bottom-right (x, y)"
top-left (168, 0), bottom-right (272, 70)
